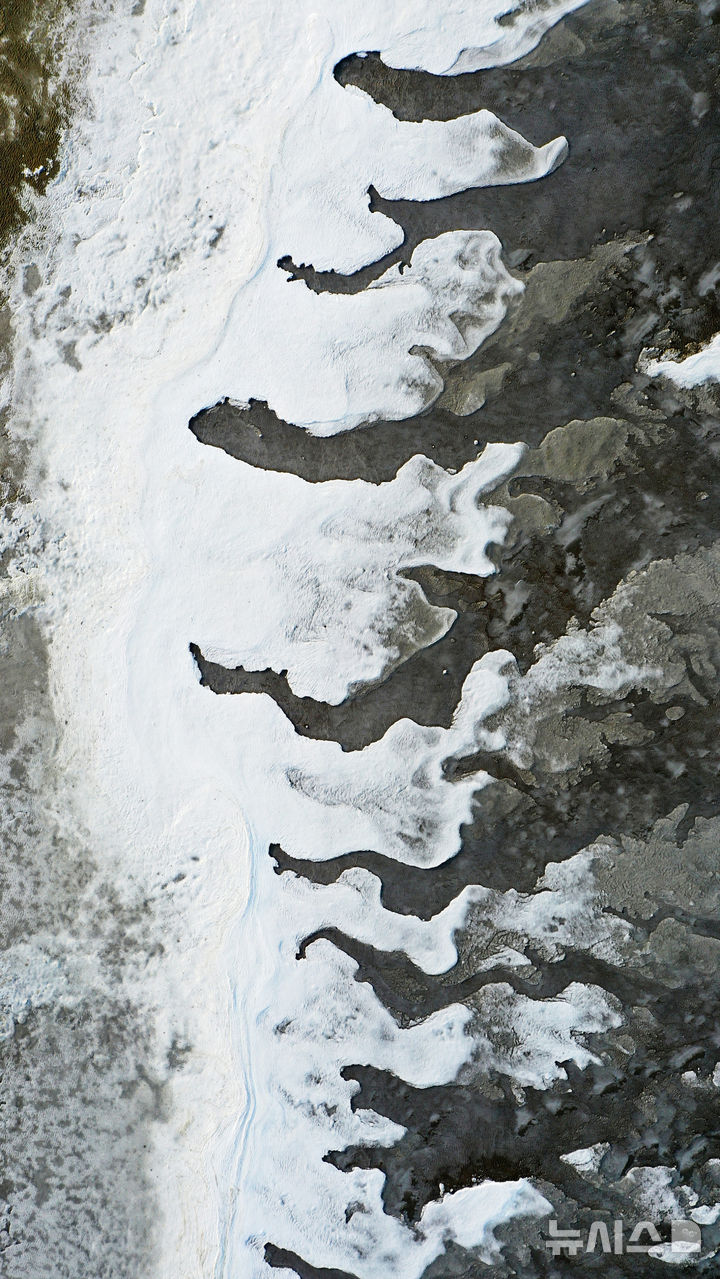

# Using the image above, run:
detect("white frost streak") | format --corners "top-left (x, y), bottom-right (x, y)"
top-left (276, 867), bottom-right (482, 976)
top-left (11, 0), bottom-right (598, 1275)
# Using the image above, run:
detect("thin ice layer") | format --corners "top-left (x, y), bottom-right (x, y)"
top-left (377, 0), bottom-right (591, 74)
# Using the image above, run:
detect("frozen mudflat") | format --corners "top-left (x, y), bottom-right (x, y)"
top-left (3, 0), bottom-right (720, 1276)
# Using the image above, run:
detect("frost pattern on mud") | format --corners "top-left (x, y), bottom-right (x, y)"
top-left (0, 0), bottom-right (630, 1276)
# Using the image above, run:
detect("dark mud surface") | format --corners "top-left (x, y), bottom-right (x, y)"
top-left (193, 1), bottom-right (720, 1274)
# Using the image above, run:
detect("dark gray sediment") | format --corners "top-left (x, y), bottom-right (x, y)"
top-left (191, 0), bottom-right (720, 1273)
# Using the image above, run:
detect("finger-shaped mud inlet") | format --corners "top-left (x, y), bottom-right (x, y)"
top-left (3, 0), bottom-right (720, 1276)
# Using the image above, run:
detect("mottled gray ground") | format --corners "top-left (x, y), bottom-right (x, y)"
top-left (195, 1), bottom-right (720, 1274)
top-left (0, 5), bottom-right (163, 1275)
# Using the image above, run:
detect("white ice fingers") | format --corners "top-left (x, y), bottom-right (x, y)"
top-left (372, 110), bottom-right (568, 199)
top-left (375, 0), bottom-right (591, 74)
top-left (274, 82), bottom-right (569, 273)
top-left (201, 651), bottom-right (513, 867)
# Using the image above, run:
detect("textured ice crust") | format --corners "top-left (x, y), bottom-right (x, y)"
top-left (208, 650), bottom-right (513, 866)
top-left (9, 0), bottom-right (600, 1275)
